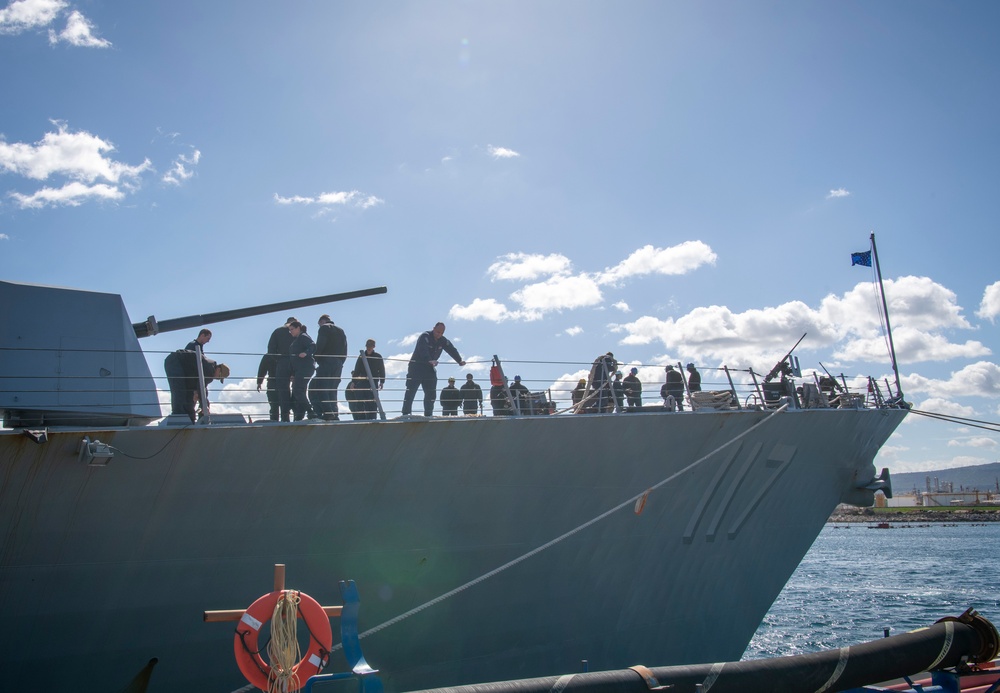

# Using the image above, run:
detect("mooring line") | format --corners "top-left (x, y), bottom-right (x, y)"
top-left (332, 404), bottom-right (790, 650)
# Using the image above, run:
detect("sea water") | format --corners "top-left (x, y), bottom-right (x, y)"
top-left (745, 522), bottom-right (1000, 659)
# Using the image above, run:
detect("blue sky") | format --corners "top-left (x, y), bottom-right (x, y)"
top-left (2, 1), bottom-right (999, 474)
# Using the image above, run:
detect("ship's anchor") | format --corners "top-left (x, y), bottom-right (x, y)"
top-left (205, 564), bottom-right (382, 693)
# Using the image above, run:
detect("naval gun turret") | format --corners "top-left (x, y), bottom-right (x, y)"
top-left (0, 281), bottom-right (386, 428)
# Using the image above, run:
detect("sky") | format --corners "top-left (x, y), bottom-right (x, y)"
top-left (2, 1), bottom-right (999, 474)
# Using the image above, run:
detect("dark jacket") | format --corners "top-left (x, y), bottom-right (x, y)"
top-left (410, 330), bottom-right (462, 369)
top-left (345, 376), bottom-right (377, 419)
top-left (612, 378), bottom-right (625, 406)
top-left (316, 322), bottom-right (348, 361)
top-left (257, 353), bottom-right (276, 389)
top-left (623, 374), bottom-right (642, 399)
top-left (268, 324), bottom-right (294, 371)
top-left (490, 384), bottom-right (513, 416)
top-left (460, 381), bottom-right (483, 413)
top-left (509, 381), bottom-right (530, 412)
top-left (354, 350), bottom-right (386, 389)
top-left (289, 333), bottom-right (316, 376)
top-left (589, 354), bottom-right (618, 387)
top-left (166, 350), bottom-right (217, 385)
top-left (687, 367), bottom-right (702, 392)
top-left (440, 384), bottom-right (463, 411)
top-left (665, 368), bottom-right (684, 398)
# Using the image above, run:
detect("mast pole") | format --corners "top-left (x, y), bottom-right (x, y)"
top-left (870, 232), bottom-right (903, 399)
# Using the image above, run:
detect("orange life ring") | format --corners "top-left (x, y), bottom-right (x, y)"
top-left (234, 589), bottom-right (333, 691)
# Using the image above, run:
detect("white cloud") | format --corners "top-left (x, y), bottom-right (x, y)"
top-left (488, 253), bottom-right (571, 281)
top-left (827, 188), bottom-right (850, 199)
top-left (487, 145), bottom-right (520, 159)
top-left (457, 244), bottom-right (718, 324)
top-left (510, 274), bottom-right (603, 312)
top-left (912, 397), bottom-right (977, 418)
top-left (395, 332), bottom-right (421, 348)
top-left (449, 297), bottom-right (540, 323)
top-left (9, 180), bottom-right (125, 207)
top-left (835, 327), bottom-right (989, 363)
top-left (377, 352), bottom-right (408, 377)
top-left (0, 121), bottom-right (150, 185)
top-left (820, 276), bottom-right (971, 335)
top-left (947, 437), bottom-right (997, 449)
top-left (0, 233), bottom-right (8, 240)
top-left (0, 1), bottom-right (109, 48)
top-left (162, 148), bottom-right (201, 185)
top-left (612, 301), bottom-right (630, 312)
top-left (976, 281), bottom-right (1000, 322)
top-left (596, 241), bottom-right (718, 285)
top-left (213, 378), bottom-right (269, 419)
top-left (904, 361), bottom-right (1000, 399)
top-left (818, 276), bottom-right (985, 363)
top-left (0, 0), bottom-right (66, 33)
top-left (274, 189), bottom-right (383, 209)
top-left (608, 273), bottom-right (990, 367)
top-left (48, 8), bottom-right (109, 47)
top-left (0, 121), bottom-right (156, 208)
top-left (564, 326), bottom-right (583, 337)
top-left (612, 301), bottom-right (830, 367)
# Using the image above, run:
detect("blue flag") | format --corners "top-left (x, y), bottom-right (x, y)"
top-left (851, 251), bottom-right (872, 267)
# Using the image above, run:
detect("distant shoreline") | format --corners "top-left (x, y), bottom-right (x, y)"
top-left (829, 506), bottom-right (1000, 523)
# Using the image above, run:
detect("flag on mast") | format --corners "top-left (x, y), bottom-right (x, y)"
top-left (851, 251), bottom-right (872, 267)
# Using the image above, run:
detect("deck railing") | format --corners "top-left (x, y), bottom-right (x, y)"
top-left (0, 344), bottom-right (908, 428)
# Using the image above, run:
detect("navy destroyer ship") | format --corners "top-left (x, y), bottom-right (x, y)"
top-left (0, 278), bottom-right (905, 693)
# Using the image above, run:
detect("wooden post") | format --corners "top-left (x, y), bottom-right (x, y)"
top-left (203, 564), bottom-right (343, 622)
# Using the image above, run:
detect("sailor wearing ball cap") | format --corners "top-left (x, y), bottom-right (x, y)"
top-left (662, 364), bottom-right (685, 411)
top-left (686, 363), bottom-right (701, 393)
top-left (440, 375), bottom-right (463, 416)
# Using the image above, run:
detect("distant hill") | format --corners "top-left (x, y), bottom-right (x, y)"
top-left (890, 462), bottom-right (1000, 495)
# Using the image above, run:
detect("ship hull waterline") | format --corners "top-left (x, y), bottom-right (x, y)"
top-left (0, 407), bottom-right (905, 692)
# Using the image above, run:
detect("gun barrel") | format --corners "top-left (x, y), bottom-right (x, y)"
top-left (133, 286), bottom-right (387, 338)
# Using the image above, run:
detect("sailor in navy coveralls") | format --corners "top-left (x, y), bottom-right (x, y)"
top-left (401, 322), bottom-right (466, 416)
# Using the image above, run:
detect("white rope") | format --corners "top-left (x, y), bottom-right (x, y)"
top-left (267, 590), bottom-right (301, 693)
top-left (332, 403), bottom-right (791, 651)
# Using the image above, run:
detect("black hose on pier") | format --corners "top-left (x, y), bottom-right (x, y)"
top-left (407, 609), bottom-right (999, 693)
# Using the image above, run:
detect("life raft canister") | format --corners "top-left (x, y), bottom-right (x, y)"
top-left (489, 365), bottom-right (503, 387)
top-left (234, 589), bottom-right (333, 691)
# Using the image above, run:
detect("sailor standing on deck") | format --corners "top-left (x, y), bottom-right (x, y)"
top-left (401, 322), bottom-right (466, 417)
top-left (287, 320), bottom-right (316, 421)
top-left (508, 375), bottom-right (530, 414)
top-left (353, 339), bottom-right (385, 390)
top-left (460, 373), bottom-right (482, 415)
top-left (662, 365), bottom-right (685, 411)
top-left (623, 367), bottom-right (642, 408)
top-left (440, 377), bottom-right (462, 415)
top-left (267, 316), bottom-right (297, 422)
top-left (309, 314), bottom-right (347, 420)
top-left (686, 363), bottom-right (702, 393)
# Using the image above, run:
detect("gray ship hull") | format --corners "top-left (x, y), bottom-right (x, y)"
top-left (1, 407), bottom-right (903, 692)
